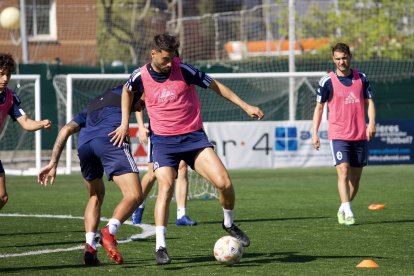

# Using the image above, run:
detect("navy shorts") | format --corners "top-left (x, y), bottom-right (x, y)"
top-left (330, 140), bottom-right (368, 167)
top-left (78, 137), bottom-right (139, 181)
top-left (0, 160), bottom-right (4, 174)
top-left (151, 129), bottom-right (213, 172)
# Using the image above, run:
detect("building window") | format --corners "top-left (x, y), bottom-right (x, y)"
top-left (26, 0), bottom-right (56, 41)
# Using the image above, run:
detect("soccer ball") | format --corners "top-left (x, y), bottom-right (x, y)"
top-left (213, 236), bottom-right (243, 265)
top-left (0, 7), bottom-right (20, 30)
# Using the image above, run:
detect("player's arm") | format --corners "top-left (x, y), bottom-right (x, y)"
top-left (312, 101), bottom-right (324, 151)
top-left (16, 114), bottom-right (52, 131)
top-left (361, 72), bottom-right (376, 141)
top-left (109, 84), bottom-right (134, 147)
top-left (365, 98), bottom-right (376, 141)
top-left (38, 120), bottom-right (80, 186)
top-left (208, 79), bottom-right (264, 120)
top-left (135, 102), bottom-right (149, 145)
top-left (10, 94), bottom-right (52, 131)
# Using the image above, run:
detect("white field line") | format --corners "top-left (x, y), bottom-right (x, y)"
top-left (0, 213), bottom-right (155, 258)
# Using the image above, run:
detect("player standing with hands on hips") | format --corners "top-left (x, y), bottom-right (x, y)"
top-left (0, 53), bottom-right (52, 210)
top-left (312, 42), bottom-right (376, 226)
top-left (110, 33), bottom-right (264, 265)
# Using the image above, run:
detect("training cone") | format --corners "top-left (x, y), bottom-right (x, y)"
top-left (368, 204), bottom-right (385, 210)
top-left (356, 259), bottom-right (379, 268)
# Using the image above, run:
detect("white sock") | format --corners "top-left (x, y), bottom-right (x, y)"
top-left (106, 218), bottom-right (121, 236)
top-left (85, 232), bottom-right (96, 249)
top-left (155, 226), bottom-right (167, 250)
top-left (341, 202), bottom-right (354, 218)
top-left (138, 200), bottom-right (146, 209)
top-left (223, 208), bottom-right (234, 228)
top-left (177, 208), bottom-right (186, 219)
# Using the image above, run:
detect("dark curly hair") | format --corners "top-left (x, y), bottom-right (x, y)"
top-left (0, 53), bottom-right (16, 75)
top-left (331, 43), bottom-right (351, 57)
top-left (152, 34), bottom-right (180, 53)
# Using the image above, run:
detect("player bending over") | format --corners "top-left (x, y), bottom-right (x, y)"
top-left (38, 85), bottom-right (144, 265)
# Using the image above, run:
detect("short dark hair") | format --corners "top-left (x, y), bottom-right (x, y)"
top-left (152, 34), bottom-right (180, 53)
top-left (331, 43), bottom-right (351, 56)
top-left (0, 53), bottom-right (16, 74)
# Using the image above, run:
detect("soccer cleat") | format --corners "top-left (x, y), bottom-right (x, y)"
top-left (175, 215), bottom-right (197, 226)
top-left (83, 243), bottom-right (100, 266)
top-left (131, 207), bottom-right (145, 224)
top-left (222, 221), bottom-right (250, 247)
top-left (337, 211), bottom-right (345, 225)
top-left (99, 226), bottom-right (123, 264)
top-left (155, 246), bottom-right (171, 265)
top-left (344, 216), bottom-right (356, 226)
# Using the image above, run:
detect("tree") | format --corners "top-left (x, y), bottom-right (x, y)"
top-left (97, 0), bottom-right (170, 65)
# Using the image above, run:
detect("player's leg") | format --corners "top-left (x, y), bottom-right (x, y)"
top-left (348, 140), bottom-right (367, 201)
top-left (175, 160), bottom-right (197, 226)
top-left (83, 177), bottom-right (105, 266)
top-left (348, 167), bottom-right (362, 201)
top-left (111, 172), bottom-right (143, 223)
top-left (132, 162), bottom-right (156, 224)
top-left (0, 166), bottom-right (8, 210)
top-left (91, 138), bottom-right (142, 264)
top-left (331, 140), bottom-right (354, 225)
top-left (193, 147), bottom-right (250, 247)
top-left (153, 166), bottom-right (176, 264)
top-left (99, 172), bottom-right (142, 265)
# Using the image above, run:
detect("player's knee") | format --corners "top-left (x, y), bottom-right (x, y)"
top-left (337, 166), bottom-right (349, 179)
top-left (213, 175), bottom-right (232, 191)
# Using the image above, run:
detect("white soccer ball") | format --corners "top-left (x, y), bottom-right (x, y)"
top-left (0, 7), bottom-right (20, 30)
top-left (213, 236), bottom-right (243, 265)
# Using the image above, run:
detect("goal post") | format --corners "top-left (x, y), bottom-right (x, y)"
top-left (0, 75), bottom-right (42, 175)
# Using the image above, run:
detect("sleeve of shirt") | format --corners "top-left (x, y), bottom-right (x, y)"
top-left (316, 74), bottom-right (332, 103)
top-left (359, 71), bottom-right (373, 99)
top-left (180, 62), bottom-right (213, 89)
top-left (72, 108), bottom-right (87, 128)
top-left (125, 67), bottom-right (144, 94)
top-left (8, 93), bottom-right (25, 121)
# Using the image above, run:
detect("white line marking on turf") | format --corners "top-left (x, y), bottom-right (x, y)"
top-left (0, 213), bottom-right (155, 258)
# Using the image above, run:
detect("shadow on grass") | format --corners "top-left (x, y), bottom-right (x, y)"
top-left (201, 216), bottom-right (330, 225)
top-left (0, 230), bottom-right (84, 237)
top-left (0, 239), bottom-right (84, 249)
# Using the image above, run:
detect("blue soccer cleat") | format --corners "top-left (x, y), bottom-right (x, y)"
top-left (175, 215), bottom-right (197, 226)
top-left (131, 207), bottom-right (145, 224)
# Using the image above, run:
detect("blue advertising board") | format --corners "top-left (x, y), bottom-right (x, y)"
top-left (368, 120), bottom-right (414, 165)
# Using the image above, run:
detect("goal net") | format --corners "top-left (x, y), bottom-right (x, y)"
top-left (52, 71), bottom-right (325, 172)
top-left (0, 75), bottom-right (42, 175)
top-left (52, 71), bottom-right (325, 198)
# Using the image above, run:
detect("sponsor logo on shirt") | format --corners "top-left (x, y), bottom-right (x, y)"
top-left (345, 92), bottom-right (360, 104)
top-left (158, 88), bottom-right (177, 103)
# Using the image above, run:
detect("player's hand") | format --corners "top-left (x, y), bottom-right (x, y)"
top-left (246, 105), bottom-right (264, 120)
top-left (0, 192), bottom-right (8, 210)
top-left (42, 119), bottom-right (52, 130)
top-left (312, 135), bottom-right (320, 151)
top-left (38, 163), bottom-right (57, 186)
top-left (138, 127), bottom-right (149, 145)
top-left (108, 124), bottom-right (129, 147)
top-left (366, 123), bottom-right (376, 141)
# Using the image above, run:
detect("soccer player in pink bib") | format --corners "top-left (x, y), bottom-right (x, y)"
top-left (110, 33), bottom-right (264, 264)
top-left (312, 43), bottom-right (376, 226)
top-left (0, 53), bottom-right (52, 210)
